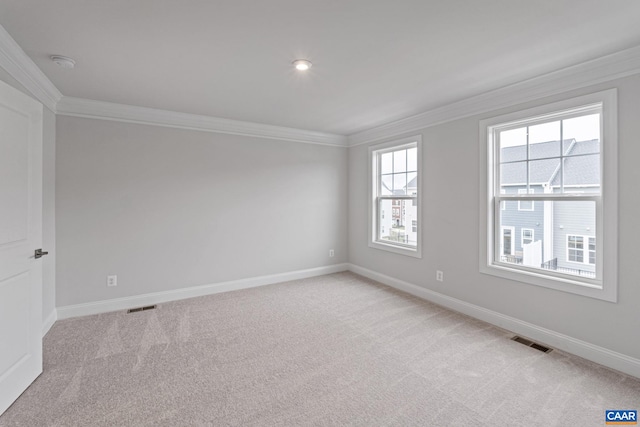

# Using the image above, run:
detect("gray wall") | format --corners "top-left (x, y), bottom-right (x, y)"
top-left (0, 67), bottom-right (56, 328)
top-left (56, 116), bottom-right (348, 306)
top-left (348, 74), bottom-right (640, 360)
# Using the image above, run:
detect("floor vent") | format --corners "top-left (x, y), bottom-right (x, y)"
top-left (127, 305), bottom-right (157, 314)
top-left (511, 336), bottom-right (552, 353)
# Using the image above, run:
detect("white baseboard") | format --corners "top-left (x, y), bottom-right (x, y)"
top-left (57, 263), bottom-right (349, 320)
top-left (42, 309), bottom-right (57, 337)
top-left (348, 263), bottom-right (640, 379)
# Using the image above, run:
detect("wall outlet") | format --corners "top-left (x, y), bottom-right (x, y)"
top-left (329, 249), bottom-right (334, 257)
top-left (436, 270), bottom-right (444, 282)
top-left (107, 275), bottom-right (118, 287)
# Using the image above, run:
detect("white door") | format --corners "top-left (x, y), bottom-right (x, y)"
top-left (0, 80), bottom-right (44, 415)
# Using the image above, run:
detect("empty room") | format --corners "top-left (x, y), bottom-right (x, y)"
top-left (1, 1), bottom-right (639, 425)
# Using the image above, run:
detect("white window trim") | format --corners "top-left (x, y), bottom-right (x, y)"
top-left (479, 89), bottom-right (617, 302)
top-left (521, 228), bottom-right (534, 246)
top-left (368, 135), bottom-right (422, 258)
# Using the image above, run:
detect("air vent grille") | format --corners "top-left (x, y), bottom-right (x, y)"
top-left (511, 336), bottom-right (552, 353)
top-left (127, 305), bottom-right (157, 314)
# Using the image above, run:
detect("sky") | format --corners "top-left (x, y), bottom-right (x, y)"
top-left (500, 114), bottom-right (600, 148)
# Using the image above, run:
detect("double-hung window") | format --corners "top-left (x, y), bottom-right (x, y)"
top-left (480, 90), bottom-right (617, 301)
top-left (369, 135), bottom-right (422, 258)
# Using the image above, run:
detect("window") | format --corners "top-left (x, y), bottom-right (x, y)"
top-left (369, 135), bottom-right (422, 257)
top-left (479, 89), bottom-right (617, 302)
top-left (567, 235), bottom-right (584, 262)
top-left (517, 189), bottom-right (534, 211)
top-left (567, 235), bottom-right (596, 265)
top-left (501, 227), bottom-right (515, 256)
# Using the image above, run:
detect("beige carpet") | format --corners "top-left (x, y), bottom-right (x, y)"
top-left (1, 272), bottom-right (639, 426)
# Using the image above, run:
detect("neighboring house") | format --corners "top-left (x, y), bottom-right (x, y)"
top-left (500, 139), bottom-right (598, 278)
top-left (379, 177), bottom-right (418, 246)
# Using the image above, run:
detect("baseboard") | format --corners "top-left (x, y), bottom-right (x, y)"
top-left (347, 263), bottom-right (640, 379)
top-left (57, 263), bottom-right (349, 320)
top-left (42, 309), bottom-right (57, 337)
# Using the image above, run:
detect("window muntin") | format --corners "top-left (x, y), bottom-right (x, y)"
top-left (480, 89), bottom-right (617, 302)
top-left (369, 136), bottom-right (422, 257)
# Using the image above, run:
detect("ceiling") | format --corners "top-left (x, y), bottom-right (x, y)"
top-left (1, 0), bottom-right (640, 136)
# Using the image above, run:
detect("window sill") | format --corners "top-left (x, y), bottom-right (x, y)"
top-left (479, 262), bottom-right (615, 302)
top-left (369, 240), bottom-right (422, 258)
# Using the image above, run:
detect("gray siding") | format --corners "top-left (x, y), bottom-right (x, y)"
top-left (553, 201), bottom-right (596, 274)
top-left (500, 185), bottom-right (545, 256)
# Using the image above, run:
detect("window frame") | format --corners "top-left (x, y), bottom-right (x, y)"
top-left (368, 135), bottom-right (422, 258)
top-left (479, 89), bottom-right (617, 302)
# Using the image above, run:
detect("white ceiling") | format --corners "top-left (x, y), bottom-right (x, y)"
top-left (1, 0), bottom-right (640, 136)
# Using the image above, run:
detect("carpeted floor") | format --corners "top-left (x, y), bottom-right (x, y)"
top-left (1, 272), bottom-right (639, 426)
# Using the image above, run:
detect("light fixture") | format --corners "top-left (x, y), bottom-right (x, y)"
top-left (50, 55), bottom-right (76, 69)
top-left (292, 59), bottom-right (312, 71)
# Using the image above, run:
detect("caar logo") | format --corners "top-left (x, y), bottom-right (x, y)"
top-left (606, 410), bottom-right (637, 425)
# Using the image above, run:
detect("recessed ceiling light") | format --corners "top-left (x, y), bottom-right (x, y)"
top-left (50, 55), bottom-right (76, 69)
top-left (292, 59), bottom-right (312, 71)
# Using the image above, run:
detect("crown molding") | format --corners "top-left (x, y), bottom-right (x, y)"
top-left (348, 45), bottom-right (640, 147)
top-left (57, 97), bottom-right (348, 147)
top-left (0, 24), bottom-right (62, 112)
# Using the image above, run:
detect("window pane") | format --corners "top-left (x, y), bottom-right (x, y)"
top-left (501, 161), bottom-right (527, 188)
top-left (381, 152), bottom-right (393, 174)
top-left (406, 172), bottom-right (417, 195)
top-left (529, 121), bottom-right (560, 145)
top-left (393, 149), bottom-right (407, 173)
top-left (563, 114), bottom-right (600, 155)
top-left (381, 175), bottom-right (393, 196)
top-left (500, 128), bottom-right (527, 162)
top-left (378, 198), bottom-right (417, 247)
top-left (407, 147), bottom-right (417, 172)
top-left (562, 154), bottom-right (600, 192)
top-left (529, 140), bottom-right (561, 160)
top-left (499, 200), bottom-right (595, 279)
top-left (393, 173), bottom-right (407, 194)
top-left (529, 158), bottom-right (560, 186)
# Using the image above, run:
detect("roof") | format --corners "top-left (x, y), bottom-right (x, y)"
top-left (501, 139), bottom-right (600, 187)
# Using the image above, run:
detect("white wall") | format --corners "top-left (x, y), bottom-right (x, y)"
top-left (56, 116), bottom-right (347, 306)
top-left (348, 74), bottom-right (640, 360)
top-left (0, 67), bottom-right (56, 331)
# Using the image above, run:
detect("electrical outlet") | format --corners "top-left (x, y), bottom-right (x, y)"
top-left (329, 249), bottom-right (334, 257)
top-left (436, 270), bottom-right (444, 282)
top-left (107, 275), bottom-right (118, 287)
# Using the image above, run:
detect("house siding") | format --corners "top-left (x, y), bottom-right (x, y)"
top-left (553, 201), bottom-right (596, 274)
